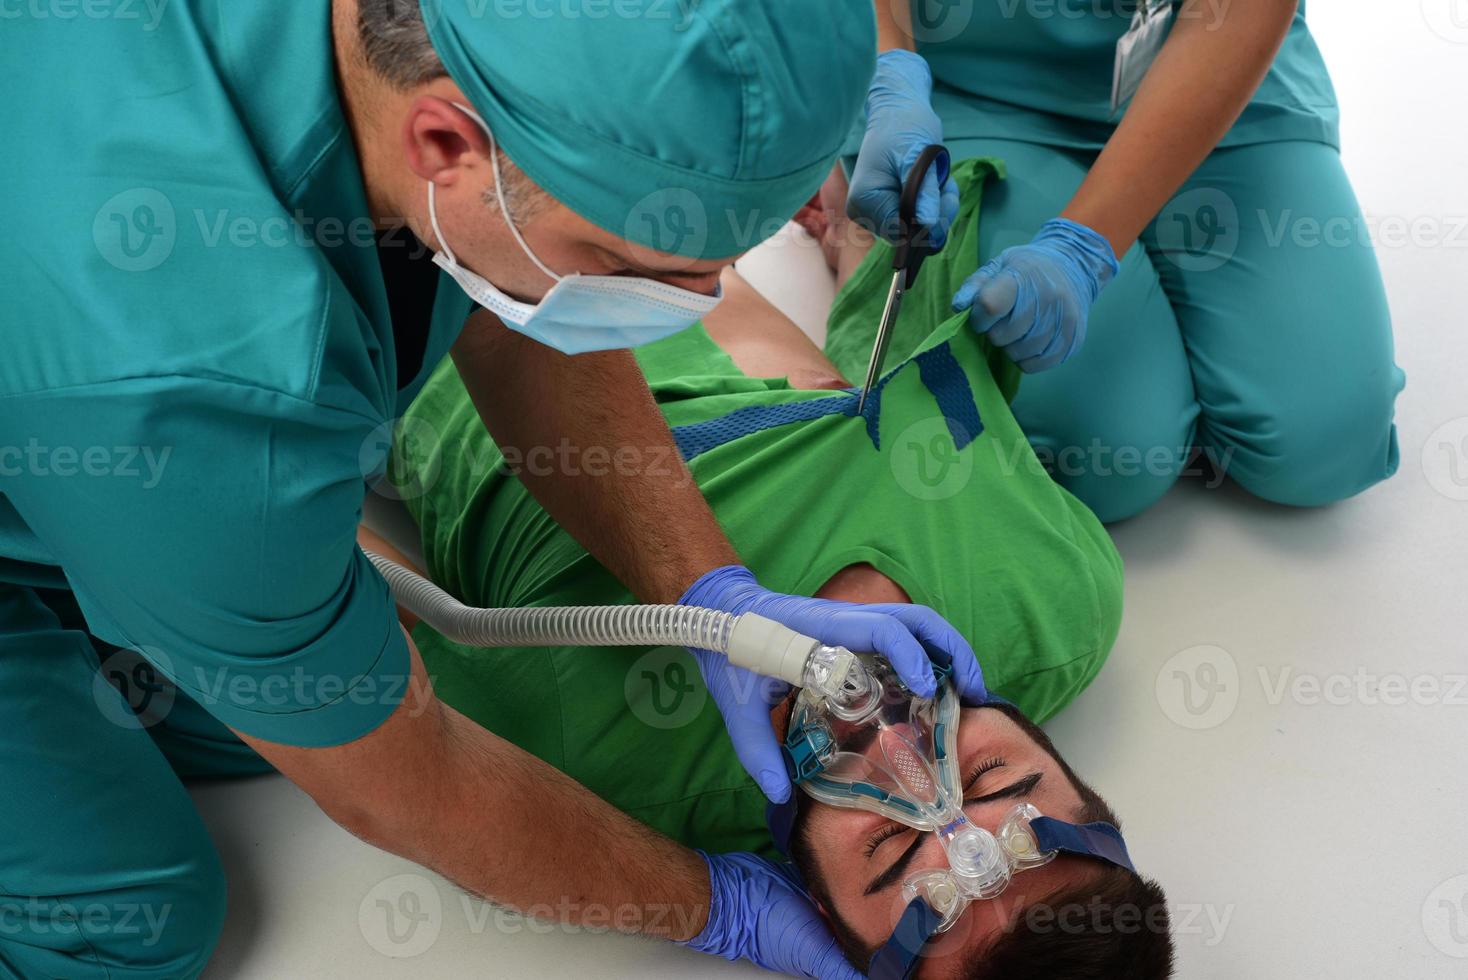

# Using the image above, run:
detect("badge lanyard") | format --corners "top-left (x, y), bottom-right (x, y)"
top-left (1112, 0), bottom-right (1177, 115)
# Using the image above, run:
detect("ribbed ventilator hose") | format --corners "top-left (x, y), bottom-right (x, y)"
top-left (365, 549), bottom-right (738, 651)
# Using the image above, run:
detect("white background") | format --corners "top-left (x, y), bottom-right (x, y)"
top-left (198, 6), bottom-right (1468, 977)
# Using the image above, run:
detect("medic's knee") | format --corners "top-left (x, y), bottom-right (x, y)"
top-left (88, 836), bottom-right (227, 979)
top-left (1032, 429), bottom-right (1191, 524)
top-left (1214, 364), bottom-right (1405, 508)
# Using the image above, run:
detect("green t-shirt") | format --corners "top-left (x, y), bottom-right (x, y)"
top-left (392, 159), bottom-right (1122, 856)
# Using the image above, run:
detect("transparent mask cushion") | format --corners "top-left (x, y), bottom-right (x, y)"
top-left (785, 674), bottom-right (1137, 980)
top-left (784, 658), bottom-right (963, 830)
top-left (866, 818), bottom-right (1137, 980)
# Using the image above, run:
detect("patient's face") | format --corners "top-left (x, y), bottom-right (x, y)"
top-left (790, 705), bottom-right (1095, 977)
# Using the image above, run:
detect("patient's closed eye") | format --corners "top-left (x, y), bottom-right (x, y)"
top-left (861, 757), bottom-right (1009, 857)
top-left (964, 756), bottom-right (1006, 795)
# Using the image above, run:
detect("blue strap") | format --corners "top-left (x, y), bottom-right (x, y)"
top-left (862, 820), bottom-right (1134, 979)
top-left (672, 393), bottom-right (853, 461)
top-left (867, 898), bottom-right (945, 980)
top-left (765, 796), bottom-right (799, 858)
top-left (669, 341), bottom-right (983, 461)
top-left (913, 344), bottom-right (982, 450)
top-left (1032, 817), bottom-right (1136, 873)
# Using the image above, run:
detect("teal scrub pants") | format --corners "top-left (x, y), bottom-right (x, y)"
top-left (953, 137), bottom-right (1405, 522)
top-left (0, 584), bottom-right (267, 979)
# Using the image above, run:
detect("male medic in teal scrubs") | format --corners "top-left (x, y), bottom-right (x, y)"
top-left (0, 3), bottom-right (990, 977)
top-left (845, 0), bottom-right (1405, 521)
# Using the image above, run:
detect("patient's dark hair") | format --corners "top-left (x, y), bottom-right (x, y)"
top-left (954, 864), bottom-right (1173, 980)
top-left (789, 701), bottom-right (1174, 979)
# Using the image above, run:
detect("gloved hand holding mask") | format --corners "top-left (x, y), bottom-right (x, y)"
top-left (679, 565), bottom-right (987, 805)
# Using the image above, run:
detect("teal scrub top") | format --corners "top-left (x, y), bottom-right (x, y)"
top-left (0, 0), bottom-right (473, 746)
top-left (917, 0), bottom-right (1339, 150)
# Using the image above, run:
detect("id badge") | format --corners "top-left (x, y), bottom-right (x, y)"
top-left (1111, 0), bottom-right (1176, 115)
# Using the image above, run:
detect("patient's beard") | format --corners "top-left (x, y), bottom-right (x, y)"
top-left (786, 797), bottom-right (880, 971)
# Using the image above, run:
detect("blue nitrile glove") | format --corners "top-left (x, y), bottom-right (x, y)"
top-left (680, 565), bottom-right (986, 803)
top-left (682, 851), bottom-right (862, 980)
top-left (847, 49), bottom-right (960, 246)
top-left (952, 217), bottom-right (1120, 373)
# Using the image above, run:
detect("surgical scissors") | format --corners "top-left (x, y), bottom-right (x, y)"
top-left (856, 144), bottom-right (951, 416)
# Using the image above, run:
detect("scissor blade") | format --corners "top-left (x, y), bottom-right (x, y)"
top-left (857, 271), bottom-right (906, 415)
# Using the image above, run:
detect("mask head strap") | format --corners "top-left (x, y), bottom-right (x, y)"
top-left (867, 897), bottom-right (946, 980)
top-left (766, 797), bottom-right (799, 858)
top-left (865, 816), bottom-right (1136, 976)
top-left (1031, 816), bottom-right (1135, 873)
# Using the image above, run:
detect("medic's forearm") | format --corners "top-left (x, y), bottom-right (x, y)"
top-left (451, 313), bottom-right (738, 603)
top-left (873, 0), bottom-right (915, 51)
top-left (236, 635), bottom-right (713, 941)
top-left (1060, 0), bottom-right (1298, 257)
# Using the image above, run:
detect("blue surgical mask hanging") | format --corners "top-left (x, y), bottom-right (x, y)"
top-left (427, 103), bottom-right (723, 355)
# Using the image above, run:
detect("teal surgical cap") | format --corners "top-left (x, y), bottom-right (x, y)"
top-left (422, 0), bottom-right (877, 260)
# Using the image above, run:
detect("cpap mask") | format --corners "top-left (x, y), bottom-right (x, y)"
top-left (782, 657), bottom-right (1137, 980)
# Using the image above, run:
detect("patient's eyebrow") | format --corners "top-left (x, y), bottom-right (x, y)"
top-left (862, 772), bottom-right (1044, 897)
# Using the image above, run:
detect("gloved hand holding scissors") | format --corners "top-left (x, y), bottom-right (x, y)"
top-left (847, 49), bottom-right (960, 246)
top-left (952, 217), bottom-right (1120, 373)
top-left (680, 565), bottom-right (987, 804)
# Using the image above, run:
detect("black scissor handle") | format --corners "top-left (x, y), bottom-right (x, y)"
top-left (892, 143), bottom-right (950, 288)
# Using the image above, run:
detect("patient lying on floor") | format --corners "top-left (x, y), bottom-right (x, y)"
top-left (380, 159), bottom-right (1173, 977)
top-left (778, 694), bottom-right (1170, 978)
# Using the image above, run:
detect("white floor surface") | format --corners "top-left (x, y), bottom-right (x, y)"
top-left (198, 8), bottom-right (1468, 978)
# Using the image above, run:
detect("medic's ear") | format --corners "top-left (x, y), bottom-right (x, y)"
top-left (402, 95), bottom-right (490, 184)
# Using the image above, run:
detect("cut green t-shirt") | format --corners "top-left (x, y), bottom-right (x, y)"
top-left (391, 159), bottom-right (1122, 857)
